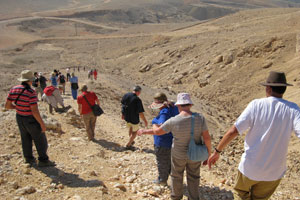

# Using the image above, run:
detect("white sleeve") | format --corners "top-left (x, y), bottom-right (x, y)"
top-left (234, 101), bottom-right (254, 135)
top-left (293, 110), bottom-right (300, 139)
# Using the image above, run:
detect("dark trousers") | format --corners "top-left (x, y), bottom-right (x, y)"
top-left (16, 114), bottom-right (49, 162)
top-left (155, 145), bottom-right (172, 182)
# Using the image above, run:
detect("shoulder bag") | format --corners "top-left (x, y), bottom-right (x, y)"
top-left (187, 113), bottom-right (209, 161)
top-left (83, 95), bottom-right (103, 117)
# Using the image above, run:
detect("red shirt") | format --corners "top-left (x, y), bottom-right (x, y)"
top-left (7, 85), bottom-right (38, 116)
top-left (77, 91), bottom-right (98, 114)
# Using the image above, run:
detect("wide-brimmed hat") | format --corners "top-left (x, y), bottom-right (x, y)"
top-left (18, 70), bottom-right (35, 82)
top-left (175, 93), bottom-right (193, 105)
top-left (149, 92), bottom-right (168, 109)
top-left (260, 71), bottom-right (293, 86)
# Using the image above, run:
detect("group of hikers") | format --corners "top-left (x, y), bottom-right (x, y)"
top-left (4, 69), bottom-right (300, 200)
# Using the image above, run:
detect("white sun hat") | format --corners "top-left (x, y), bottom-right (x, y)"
top-left (175, 93), bottom-right (193, 105)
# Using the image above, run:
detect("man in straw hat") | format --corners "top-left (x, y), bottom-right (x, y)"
top-left (138, 93), bottom-right (212, 200)
top-left (77, 84), bottom-right (100, 141)
top-left (5, 70), bottom-right (55, 167)
top-left (208, 71), bottom-right (300, 199)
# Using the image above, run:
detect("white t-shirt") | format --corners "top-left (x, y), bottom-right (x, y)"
top-left (235, 96), bottom-right (300, 181)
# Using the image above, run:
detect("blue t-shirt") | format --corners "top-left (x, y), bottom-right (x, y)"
top-left (50, 76), bottom-right (57, 87)
top-left (152, 106), bottom-right (179, 148)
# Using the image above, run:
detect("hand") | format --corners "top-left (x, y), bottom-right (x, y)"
top-left (41, 123), bottom-right (46, 133)
top-left (137, 129), bottom-right (144, 136)
top-left (208, 152), bottom-right (220, 169)
top-left (202, 160), bottom-right (208, 166)
top-left (121, 115), bottom-right (124, 120)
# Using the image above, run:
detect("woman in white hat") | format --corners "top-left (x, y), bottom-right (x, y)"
top-left (138, 93), bottom-right (212, 200)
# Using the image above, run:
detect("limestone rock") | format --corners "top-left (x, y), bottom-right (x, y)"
top-left (16, 186), bottom-right (36, 195)
top-left (213, 55), bottom-right (223, 64)
top-left (114, 183), bottom-right (126, 192)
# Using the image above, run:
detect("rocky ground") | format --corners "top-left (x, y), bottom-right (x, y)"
top-left (0, 70), bottom-right (299, 200)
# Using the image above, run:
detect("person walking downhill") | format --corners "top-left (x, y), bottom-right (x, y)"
top-left (66, 68), bottom-right (71, 82)
top-left (70, 72), bottom-right (79, 100)
top-left (77, 84), bottom-right (100, 141)
top-left (42, 85), bottom-right (70, 114)
top-left (57, 72), bottom-right (66, 95)
top-left (121, 86), bottom-right (148, 150)
top-left (149, 92), bottom-right (179, 186)
top-left (138, 93), bottom-right (212, 200)
top-left (93, 69), bottom-right (98, 80)
top-left (208, 71), bottom-right (300, 200)
top-left (32, 72), bottom-right (43, 100)
top-left (49, 72), bottom-right (57, 87)
top-left (38, 72), bottom-right (47, 92)
top-left (5, 70), bottom-right (55, 167)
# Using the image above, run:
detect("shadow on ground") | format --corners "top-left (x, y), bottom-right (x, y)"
top-left (34, 166), bottom-right (104, 188)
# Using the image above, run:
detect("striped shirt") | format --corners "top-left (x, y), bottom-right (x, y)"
top-left (7, 85), bottom-right (38, 116)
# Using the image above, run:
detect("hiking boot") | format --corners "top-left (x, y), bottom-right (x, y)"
top-left (37, 160), bottom-right (56, 167)
top-left (153, 179), bottom-right (167, 186)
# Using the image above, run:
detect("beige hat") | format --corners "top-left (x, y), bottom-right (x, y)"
top-left (80, 84), bottom-right (88, 92)
top-left (18, 70), bottom-right (35, 82)
top-left (175, 93), bottom-right (193, 105)
top-left (149, 92), bottom-right (168, 109)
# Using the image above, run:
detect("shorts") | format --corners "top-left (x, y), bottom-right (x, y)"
top-left (126, 122), bottom-right (139, 132)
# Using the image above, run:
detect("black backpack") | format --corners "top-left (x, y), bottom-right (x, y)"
top-left (32, 77), bottom-right (39, 87)
top-left (59, 75), bottom-right (65, 83)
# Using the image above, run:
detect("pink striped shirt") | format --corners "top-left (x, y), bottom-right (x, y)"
top-left (7, 85), bottom-right (38, 116)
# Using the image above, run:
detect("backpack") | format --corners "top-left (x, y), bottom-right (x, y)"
top-left (32, 77), bottom-right (39, 87)
top-left (44, 86), bottom-right (55, 96)
top-left (59, 75), bottom-right (65, 83)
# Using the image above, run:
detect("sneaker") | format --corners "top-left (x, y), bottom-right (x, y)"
top-left (37, 160), bottom-right (56, 167)
top-left (125, 145), bottom-right (136, 151)
top-left (25, 158), bottom-right (36, 166)
top-left (153, 179), bottom-right (167, 186)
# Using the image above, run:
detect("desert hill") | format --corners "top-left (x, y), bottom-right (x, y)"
top-left (0, 0), bottom-right (300, 199)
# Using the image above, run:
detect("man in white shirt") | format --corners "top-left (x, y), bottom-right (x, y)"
top-left (208, 71), bottom-right (300, 200)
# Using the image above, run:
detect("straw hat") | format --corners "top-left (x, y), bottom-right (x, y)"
top-left (18, 70), bottom-right (35, 82)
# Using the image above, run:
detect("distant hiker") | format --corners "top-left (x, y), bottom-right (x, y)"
top-left (38, 72), bottom-right (47, 91)
top-left (88, 69), bottom-right (93, 80)
top-left (32, 72), bottom-right (43, 100)
top-left (83, 66), bottom-right (86, 71)
top-left (70, 72), bottom-right (79, 100)
top-left (49, 72), bottom-right (58, 87)
top-left (121, 86), bottom-right (148, 150)
top-left (138, 93), bottom-right (212, 200)
top-left (42, 85), bottom-right (70, 114)
top-left (5, 70), bottom-right (55, 167)
top-left (208, 71), bottom-right (300, 200)
top-left (149, 92), bottom-right (179, 186)
top-left (57, 72), bottom-right (66, 95)
top-left (78, 66), bottom-right (80, 72)
top-left (77, 84), bottom-right (100, 141)
top-left (93, 69), bottom-right (98, 80)
top-left (66, 68), bottom-right (71, 82)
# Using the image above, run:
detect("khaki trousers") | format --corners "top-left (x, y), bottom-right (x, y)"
top-left (82, 112), bottom-right (97, 140)
top-left (233, 170), bottom-right (281, 200)
top-left (171, 156), bottom-right (201, 200)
